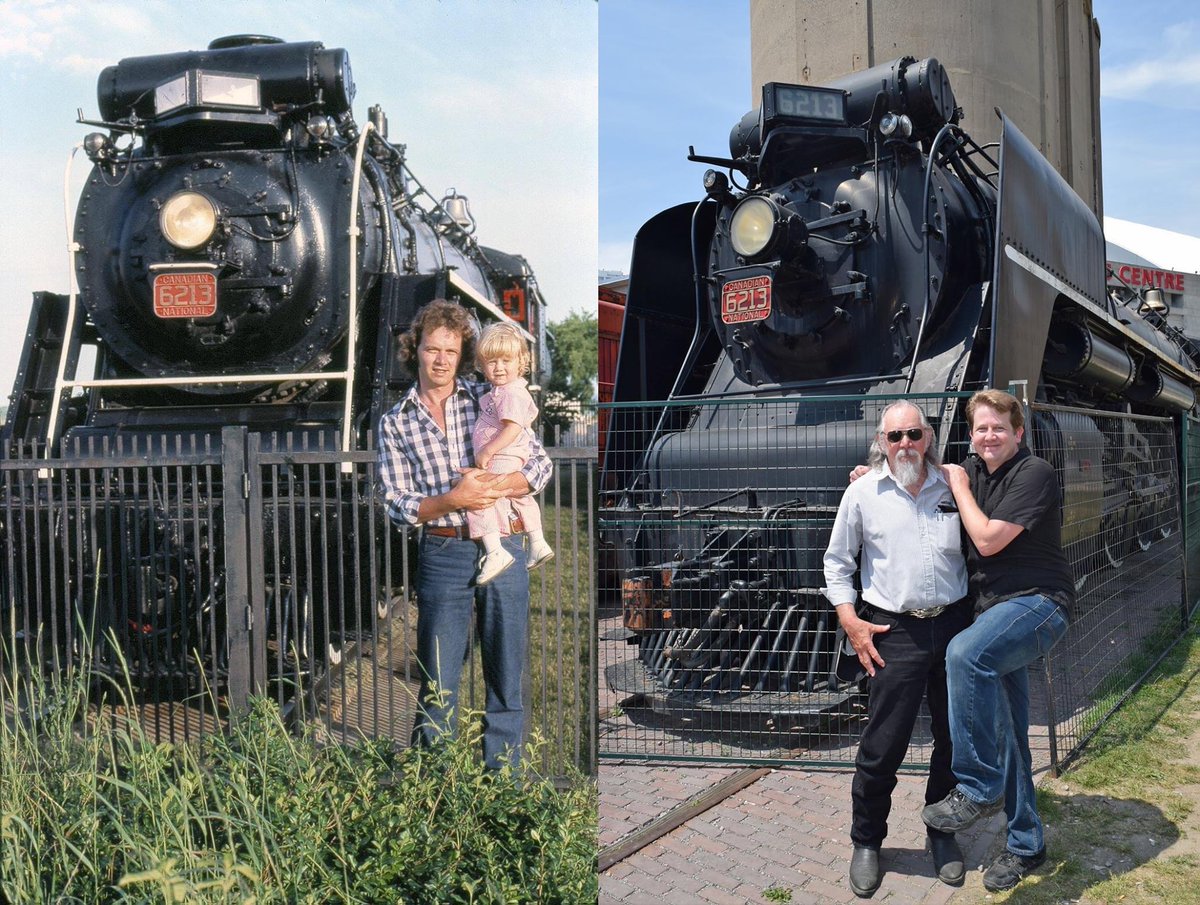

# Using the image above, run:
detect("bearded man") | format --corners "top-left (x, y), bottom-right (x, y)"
top-left (823, 401), bottom-right (971, 897)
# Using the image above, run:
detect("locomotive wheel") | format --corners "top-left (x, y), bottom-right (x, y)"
top-left (1136, 511), bottom-right (1155, 553)
top-left (1103, 516), bottom-right (1128, 569)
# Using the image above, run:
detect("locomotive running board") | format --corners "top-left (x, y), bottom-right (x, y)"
top-left (446, 270), bottom-right (535, 344)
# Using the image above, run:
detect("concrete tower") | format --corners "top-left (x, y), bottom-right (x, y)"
top-left (749, 0), bottom-right (1103, 219)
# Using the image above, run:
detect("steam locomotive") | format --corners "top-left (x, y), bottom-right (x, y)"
top-left (1, 36), bottom-right (545, 685)
top-left (602, 57), bottom-right (1200, 724)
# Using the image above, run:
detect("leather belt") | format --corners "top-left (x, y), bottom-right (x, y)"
top-left (871, 598), bottom-right (964, 620)
top-left (424, 525), bottom-right (470, 539)
top-left (423, 516), bottom-right (526, 540)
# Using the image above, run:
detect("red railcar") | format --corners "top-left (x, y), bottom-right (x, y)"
top-left (598, 283), bottom-right (626, 455)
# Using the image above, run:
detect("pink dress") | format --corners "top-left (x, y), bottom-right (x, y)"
top-left (467, 378), bottom-right (543, 538)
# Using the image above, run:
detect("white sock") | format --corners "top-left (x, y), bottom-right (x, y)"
top-left (481, 533), bottom-right (502, 554)
top-left (528, 528), bottom-right (547, 546)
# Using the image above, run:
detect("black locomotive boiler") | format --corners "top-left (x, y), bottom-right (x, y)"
top-left (602, 57), bottom-right (1200, 724)
top-left (1, 36), bottom-right (546, 687)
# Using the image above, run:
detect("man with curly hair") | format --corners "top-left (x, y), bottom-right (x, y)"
top-left (377, 299), bottom-right (552, 769)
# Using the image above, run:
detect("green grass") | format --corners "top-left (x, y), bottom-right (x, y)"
top-left (462, 463), bottom-right (594, 776)
top-left (1, 657), bottom-right (597, 904)
top-left (980, 619), bottom-right (1200, 904)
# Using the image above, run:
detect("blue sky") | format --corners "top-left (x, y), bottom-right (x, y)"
top-left (0, 0), bottom-right (597, 395)
top-left (599, 0), bottom-right (1200, 274)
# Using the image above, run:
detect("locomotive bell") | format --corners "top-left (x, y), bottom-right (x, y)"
top-left (439, 190), bottom-right (475, 232)
top-left (1141, 289), bottom-right (1168, 313)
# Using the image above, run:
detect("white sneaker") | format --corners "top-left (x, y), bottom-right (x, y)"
top-left (527, 540), bottom-right (555, 571)
top-left (476, 549), bottom-right (515, 585)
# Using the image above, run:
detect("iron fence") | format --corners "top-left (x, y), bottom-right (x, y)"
top-left (0, 430), bottom-right (595, 779)
top-left (598, 393), bottom-right (1194, 771)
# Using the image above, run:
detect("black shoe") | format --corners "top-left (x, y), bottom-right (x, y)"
top-left (921, 787), bottom-right (1004, 833)
top-left (983, 849), bottom-right (1046, 892)
top-left (927, 834), bottom-right (965, 885)
top-left (848, 844), bottom-right (881, 897)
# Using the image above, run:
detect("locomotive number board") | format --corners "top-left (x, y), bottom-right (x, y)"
top-left (720, 275), bottom-right (771, 324)
top-left (153, 271), bottom-right (218, 319)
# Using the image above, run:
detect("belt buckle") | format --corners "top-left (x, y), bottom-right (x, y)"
top-left (908, 604), bottom-right (947, 619)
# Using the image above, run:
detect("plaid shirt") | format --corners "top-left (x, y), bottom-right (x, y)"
top-left (377, 377), bottom-right (552, 528)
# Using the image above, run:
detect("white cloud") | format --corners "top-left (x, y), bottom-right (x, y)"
top-left (1102, 20), bottom-right (1200, 103)
top-left (0, 2), bottom-right (60, 60)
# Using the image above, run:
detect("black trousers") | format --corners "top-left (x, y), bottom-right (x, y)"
top-left (851, 602), bottom-right (972, 847)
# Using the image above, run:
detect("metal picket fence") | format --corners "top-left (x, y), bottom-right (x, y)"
top-left (598, 393), bottom-right (1195, 772)
top-left (0, 429), bottom-right (596, 780)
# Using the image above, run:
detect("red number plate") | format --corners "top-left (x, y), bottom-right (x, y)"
top-left (152, 271), bottom-right (218, 319)
top-left (720, 276), bottom-right (771, 324)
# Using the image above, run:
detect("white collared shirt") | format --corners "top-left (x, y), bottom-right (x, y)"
top-left (822, 463), bottom-right (968, 613)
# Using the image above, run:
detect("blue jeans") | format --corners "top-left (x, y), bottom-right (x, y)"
top-left (411, 531), bottom-right (529, 769)
top-left (946, 594), bottom-right (1068, 855)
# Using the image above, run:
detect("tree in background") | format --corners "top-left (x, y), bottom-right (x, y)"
top-left (541, 309), bottom-right (597, 443)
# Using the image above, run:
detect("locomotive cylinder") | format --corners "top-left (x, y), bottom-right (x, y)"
top-left (1128, 364), bottom-right (1197, 412)
top-left (1043, 320), bottom-right (1135, 392)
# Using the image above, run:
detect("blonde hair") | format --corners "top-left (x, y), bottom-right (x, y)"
top-left (476, 321), bottom-right (531, 376)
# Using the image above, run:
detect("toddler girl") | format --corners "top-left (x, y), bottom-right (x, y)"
top-left (469, 322), bottom-right (554, 584)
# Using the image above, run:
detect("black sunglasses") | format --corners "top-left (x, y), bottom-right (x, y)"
top-left (884, 428), bottom-right (924, 443)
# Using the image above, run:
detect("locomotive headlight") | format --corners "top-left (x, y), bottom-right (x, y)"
top-left (730, 196), bottom-right (778, 258)
top-left (160, 191), bottom-right (218, 250)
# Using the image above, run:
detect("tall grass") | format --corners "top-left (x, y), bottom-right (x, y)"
top-left (1, 658), bottom-right (597, 904)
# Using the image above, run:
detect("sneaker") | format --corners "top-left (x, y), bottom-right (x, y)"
top-left (526, 539), bottom-right (555, 571)
top-left (983, 849), bottom-right (1046, 892)
top-left (476, 549), bottom-right (515, 585)
top-left (848, 844), bottom-right (881, 898)
top-left (927, 834), bottom-right (964, 886)
top-left (921, 788), bottom-right (1004, 833)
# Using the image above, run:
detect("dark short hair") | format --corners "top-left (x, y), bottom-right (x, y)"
top-left (397, 299), bottom-right (478, 377)
top-left (966, 389), bottom-right (1024, 432)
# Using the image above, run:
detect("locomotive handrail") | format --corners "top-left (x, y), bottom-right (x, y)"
top-left (904, 122), bottom-right (976, 394)
top-left (41, 143), bottom-right (87, 465)
top-left (61, 372), bottom-right (354, 389)
top-left (598, 390), bottom-right (975, 409)
top-left (341, 120), bottom-right (374, 470)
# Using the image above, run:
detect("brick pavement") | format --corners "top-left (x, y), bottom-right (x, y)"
top-left (599, 763), bottom-right (1018, 904)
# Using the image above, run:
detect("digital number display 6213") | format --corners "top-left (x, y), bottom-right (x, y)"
top-left (763, 84), bottom-right (846, 125)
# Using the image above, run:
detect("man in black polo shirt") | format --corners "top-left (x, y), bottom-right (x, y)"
top-left (920, 389), bottom-right (1073, 893)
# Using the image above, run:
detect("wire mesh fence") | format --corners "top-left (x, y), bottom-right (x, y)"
top-left (598, 393), bottom-right (1194, 771)
top-left (0, 430), bottom-right (595, 779)
top-left (598, 393), bottom-right (972, 766)
top-left (1031, 403), bottom-right (1186, 770)
top-left (1186, 415), bottom-right (1200, 618)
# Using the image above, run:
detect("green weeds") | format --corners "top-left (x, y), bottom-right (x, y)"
top-left (0, 663), bottom-right (597, 904)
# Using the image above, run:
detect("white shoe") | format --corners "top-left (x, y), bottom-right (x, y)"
top-left (527, 540), bottom-right (555, 571)
top-left (476, 549), bottom-right (515, 585)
